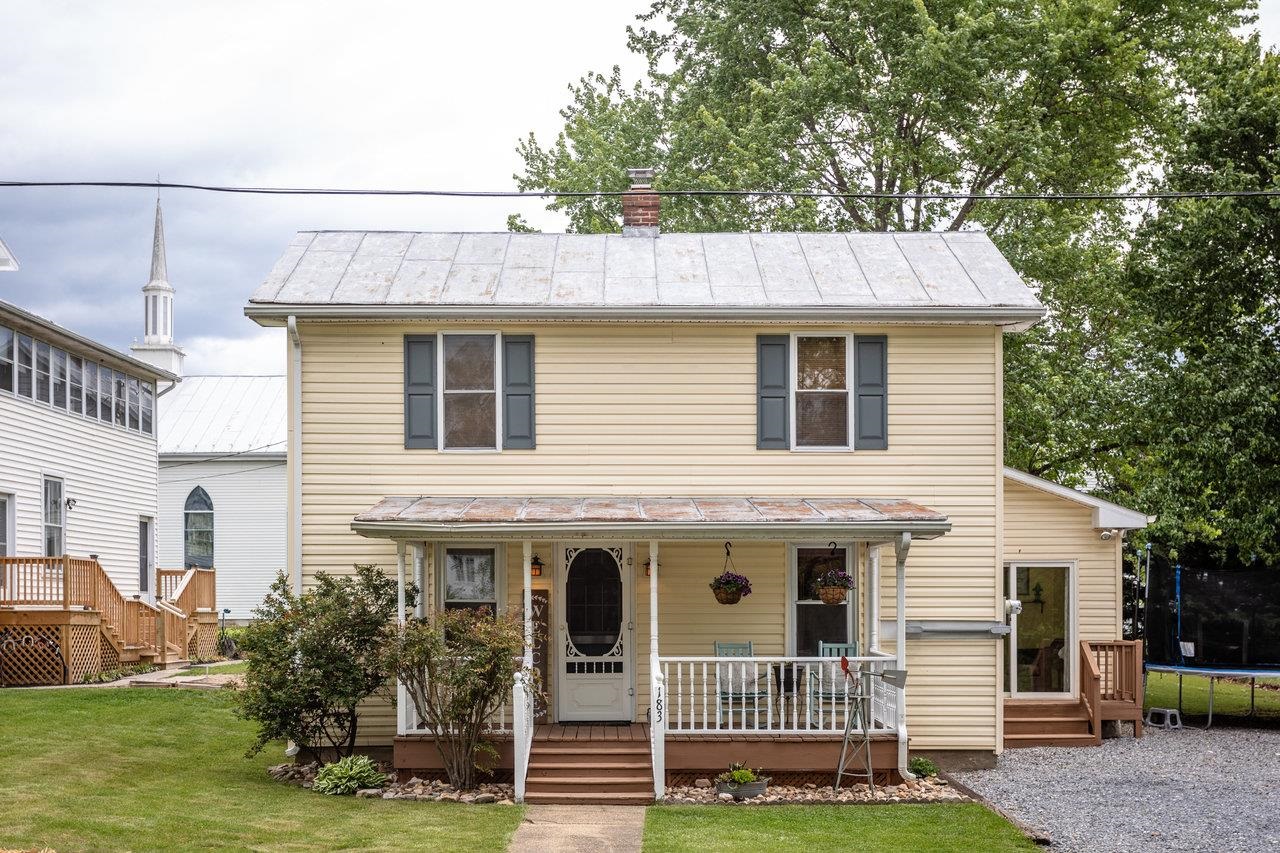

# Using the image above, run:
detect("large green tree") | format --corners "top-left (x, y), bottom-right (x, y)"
top-left (516, 2), bottom-right (1251, 500)
top-left (1124, 38), bottom-right (1280, 559)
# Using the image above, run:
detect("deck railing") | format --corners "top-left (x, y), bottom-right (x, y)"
top-left (1089, 640), bottom-right (1143, 704)
top-left (1079, 640), bottom-right (1103, 745)
top-left (157, 569), bottom-right (186, 602)
top-left (657, 653), bottom-right (899, 735)
top-left (398, 681), bottom-right (511, 735)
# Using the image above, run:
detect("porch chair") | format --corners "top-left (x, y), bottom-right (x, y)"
top-left (714, 641), bottom-right (769, 728)
top-left (808, 641), bottom-right (861, 728)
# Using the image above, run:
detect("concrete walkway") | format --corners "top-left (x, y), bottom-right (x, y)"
top-left (508, 805), bottom-right (645, 853)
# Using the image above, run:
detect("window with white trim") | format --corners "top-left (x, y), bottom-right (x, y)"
top-left (0, 325), bottom-right (13, 393)
top-left (0, 493), bottom-right (12, 557)
top-left (791, 544), bottom-right (856, 657)
top-left (35, 341), bottom-right (51, 404)
top-left (794, 335), bottom-right (850, 449)
top-left (16, 334), bottom-right (32, 398)
top-left (69, 355), bottom-right (83, 415)
top-left (442, 333), bottom-right (497, 450)
top-left (43, 476), bottom-right (64, 557)
top-left (184, 487), bottom-right (214, 569)
top-left (441, 546), bottom-right (500, 615)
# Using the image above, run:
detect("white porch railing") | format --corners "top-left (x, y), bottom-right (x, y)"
top-left (512, 672), bottom-right (535, 802)
top-left (657, 653), bottom-right (899, 735)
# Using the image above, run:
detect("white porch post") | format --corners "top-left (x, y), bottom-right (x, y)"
top-left (395, 541), bottom-right (408, 737)
top-left (894, 532), bottom-right (910, 774)
top-left (866, 545), bottom-right (881, 651)
top-left (649, 539), bottom-right (665, 801)
top-left (412, 543), bottom-right (426, 618)
top-left (521, 541), bottom-right (533, 669)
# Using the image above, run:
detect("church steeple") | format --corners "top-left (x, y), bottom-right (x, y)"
top-left (131, 197), bottom-right (185, 377)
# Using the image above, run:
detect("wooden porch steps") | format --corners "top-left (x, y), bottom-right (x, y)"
top-left (524, 737), bottom-right (653, 805)
top-left (1004, 699), bottom-right (1097, 748)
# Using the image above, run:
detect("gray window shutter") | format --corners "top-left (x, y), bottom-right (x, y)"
top-left (404, 335), bottom-right (437, 449)
top-left (854, 335), bottom-right (888, 450)
top-left (757, 335), bottom-right (790, 449)
top-left (502, 335), bottom-right (535, 449)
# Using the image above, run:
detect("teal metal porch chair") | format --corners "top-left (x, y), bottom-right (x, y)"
top-left (714, 641), bottom-right (768, 727)
top-left (809, 641), bottom-right (861, 727)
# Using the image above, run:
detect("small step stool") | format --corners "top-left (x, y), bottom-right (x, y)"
top-left (1144, 708), bottom-right (1182, 730)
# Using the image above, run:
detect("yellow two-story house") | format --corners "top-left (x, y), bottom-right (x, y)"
top-left (245, 172), bottom-right (1148, 804)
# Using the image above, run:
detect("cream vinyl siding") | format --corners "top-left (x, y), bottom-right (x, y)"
top-left (1003, 478), bottom-right (1123, 642)
top-left (158, 457), bottom-right (287, 619)
top-left (0, 390), bottom-right (158, 596)
top-left (296, 322), bottom-right (1002, 750)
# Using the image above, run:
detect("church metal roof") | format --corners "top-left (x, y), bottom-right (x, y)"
top-left (157, 375), bottom-right (286, 456)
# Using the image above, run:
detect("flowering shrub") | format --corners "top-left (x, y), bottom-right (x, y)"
top-left (709, 571), bottom-right (753, 597)
top-left (815, 568), bottom-right (856, 590)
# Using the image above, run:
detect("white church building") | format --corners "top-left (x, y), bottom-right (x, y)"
top-left (129, 201), bottom-right (286, 620)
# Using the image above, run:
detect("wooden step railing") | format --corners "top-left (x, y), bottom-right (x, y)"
top-left (157, 569), bottom-right (186, 602)
top-left (1089, 640), bottom-right (1143, 704)
top-left (1078, 641), bottom-right (1103, 745)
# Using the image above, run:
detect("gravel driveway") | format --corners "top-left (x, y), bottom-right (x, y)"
top-left (953, 727), bottom-right (1280, 852)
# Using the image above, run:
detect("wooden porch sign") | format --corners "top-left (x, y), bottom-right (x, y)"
top-left (527, 589), bottom-right (551, 723)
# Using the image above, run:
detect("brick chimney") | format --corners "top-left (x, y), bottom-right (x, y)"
top-left (622, 167), bottom-right (659, 236)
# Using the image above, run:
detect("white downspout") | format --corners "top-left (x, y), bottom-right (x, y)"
top-left (649, 539), bottom-right (665, 801)
top-left (894, 532), bottom-right (911, 776)
top-left (287, 316), bottom-right (302, 596)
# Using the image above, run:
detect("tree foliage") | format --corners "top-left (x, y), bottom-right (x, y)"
top-left (237, 567), bottom-right (411, 759)
top-left (381, 608), bottom-right (532, 790)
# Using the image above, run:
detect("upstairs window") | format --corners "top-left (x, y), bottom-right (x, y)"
top-left (443, 334), bottom-right (497, 450)
top-left (69, 356), bottom-right (83, 415)
top-left (183, 487), bottom-right (214, 569)
top-left (16, 335), bottom-right (32, 398)
top-left (0, 325), bottom-right (12, 393)
top-left (127, 376), bottom-right (140, 431)
top-left (795, 335), bottom-right (849, 449)
top-left (141, 381), bottom-right (154, 435)
top-left (84, 362), bottom-right (98, 418)
top-left (98, 364), bottom-right (113, 422)
top-left (112, 370), bottom-right (126, 427)
top-left (35, 341), bottom-right (50, 404)
top-left (51, 348), bottom-right (67, 409)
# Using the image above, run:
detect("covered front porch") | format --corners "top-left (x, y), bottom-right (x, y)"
top-left (352, 495), bottom-right (950, 803)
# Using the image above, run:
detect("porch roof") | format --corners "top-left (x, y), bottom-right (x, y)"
top-left (351, 495), bottom-right (950, 541)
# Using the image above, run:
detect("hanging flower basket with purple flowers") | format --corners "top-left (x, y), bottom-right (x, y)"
top-left (709, 542), bottom-right (752, 605)
top-left (815, 567), bottom-right (854, 605)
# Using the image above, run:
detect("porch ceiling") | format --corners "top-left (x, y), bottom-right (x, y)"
top-left (350, 495), bottom-right (950, 541)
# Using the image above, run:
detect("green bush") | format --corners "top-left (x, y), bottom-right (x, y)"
top-left (312, 755), bottom-right (387, 796)
top-left (908, 756), bottom-right (939, 778)
top-left (715, 762), bottom-right (764, 786)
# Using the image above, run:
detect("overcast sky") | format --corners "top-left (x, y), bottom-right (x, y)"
top-left (1, 1), bottom-right (1276, 376)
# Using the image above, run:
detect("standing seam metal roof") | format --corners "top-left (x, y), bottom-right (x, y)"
top-left (157, 375), bottom-right (286, 456)
top-left (249, 230), bottom-right (1041, 312)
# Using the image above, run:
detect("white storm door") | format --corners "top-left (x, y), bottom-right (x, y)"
top-left (556, 545), bottom-right (633, 721)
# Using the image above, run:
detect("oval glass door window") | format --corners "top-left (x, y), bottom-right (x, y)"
top-left (566, 548), bottom-right (622, 656)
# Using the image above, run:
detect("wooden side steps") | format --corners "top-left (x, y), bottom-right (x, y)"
top-left (524, 741), bottom-right (654, 805)
top-left (1004, 699), bottom-right (1099, 748)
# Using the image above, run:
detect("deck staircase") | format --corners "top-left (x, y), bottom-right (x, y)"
top-left (524, 724), bottom-right (654, 805)
top-left (1004, 640), bottom-right (1145, 748)
top-left (0, 557), bottom-right (216, 686)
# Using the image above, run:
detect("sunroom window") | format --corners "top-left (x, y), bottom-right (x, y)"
top-left (795, 336), bottom-right (849, 448)
top-left (442, 334), bottom-right (497, 450)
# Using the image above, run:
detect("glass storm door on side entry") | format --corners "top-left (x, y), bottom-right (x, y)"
top-left (556, 545), bottom-right (632, 722)
top-left (1008, 563), bottom-right (1074, 697)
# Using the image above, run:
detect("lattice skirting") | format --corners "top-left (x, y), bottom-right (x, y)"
top-left (100, 632), bottom-right (120, 671)
top-left (67, 624), bottom-right (102, 683)
top-left (191, 622), bottom-right (217, 661)
top-left (0, 625), bottom-right (66, 686)
top-left (666, 769), bottom-right (899, 787)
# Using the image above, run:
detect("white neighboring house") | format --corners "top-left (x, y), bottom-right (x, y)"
top-left (155, 375), bottom-right (286, 620)
top-left (0, 298), bottom-right (176, 597)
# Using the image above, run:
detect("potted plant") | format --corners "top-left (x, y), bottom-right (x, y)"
top-left (815, 567), bottom-right (855, 605)
top-left (709, 571), bottom-right (752, 605)
top-left (714, 763), bottom-right (770, 800)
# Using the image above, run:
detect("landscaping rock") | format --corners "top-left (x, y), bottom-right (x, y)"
top-left (664, 778), bottom-right (967, 806)
top-left (694, 778), bottom-right (712, 788)
top-left (474, 793), bottom-right (497, 804)
top-left (355, 788), bottom-right (381, 798)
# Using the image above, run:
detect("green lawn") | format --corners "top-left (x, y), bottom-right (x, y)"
top-left (1145, 671), bottom-right (1280, 725)
top-left (166, 660), bottom-right (249, 677)
top-left (0, 688), bottom-right (523, 851)
top-left (644, 804), bottom-right (1036, 853)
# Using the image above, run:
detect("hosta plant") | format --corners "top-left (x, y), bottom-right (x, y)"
top-left (312, 755), bottom-right (387, 795)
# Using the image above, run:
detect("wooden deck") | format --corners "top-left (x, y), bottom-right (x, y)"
top-left (533, 723), bottom-right (648, 742)
top-left (0, 557), bottom-right (217, 686)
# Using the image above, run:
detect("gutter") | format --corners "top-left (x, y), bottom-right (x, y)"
top-left (287, 316), bottom-right (302, 595)
top-left (245, 302), bottom-right (1046, 328)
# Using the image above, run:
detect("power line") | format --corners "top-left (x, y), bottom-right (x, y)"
top-left (160, 461), bottom-right (285, 485)
top-left (1, 179), bottom-right (1277, 202)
